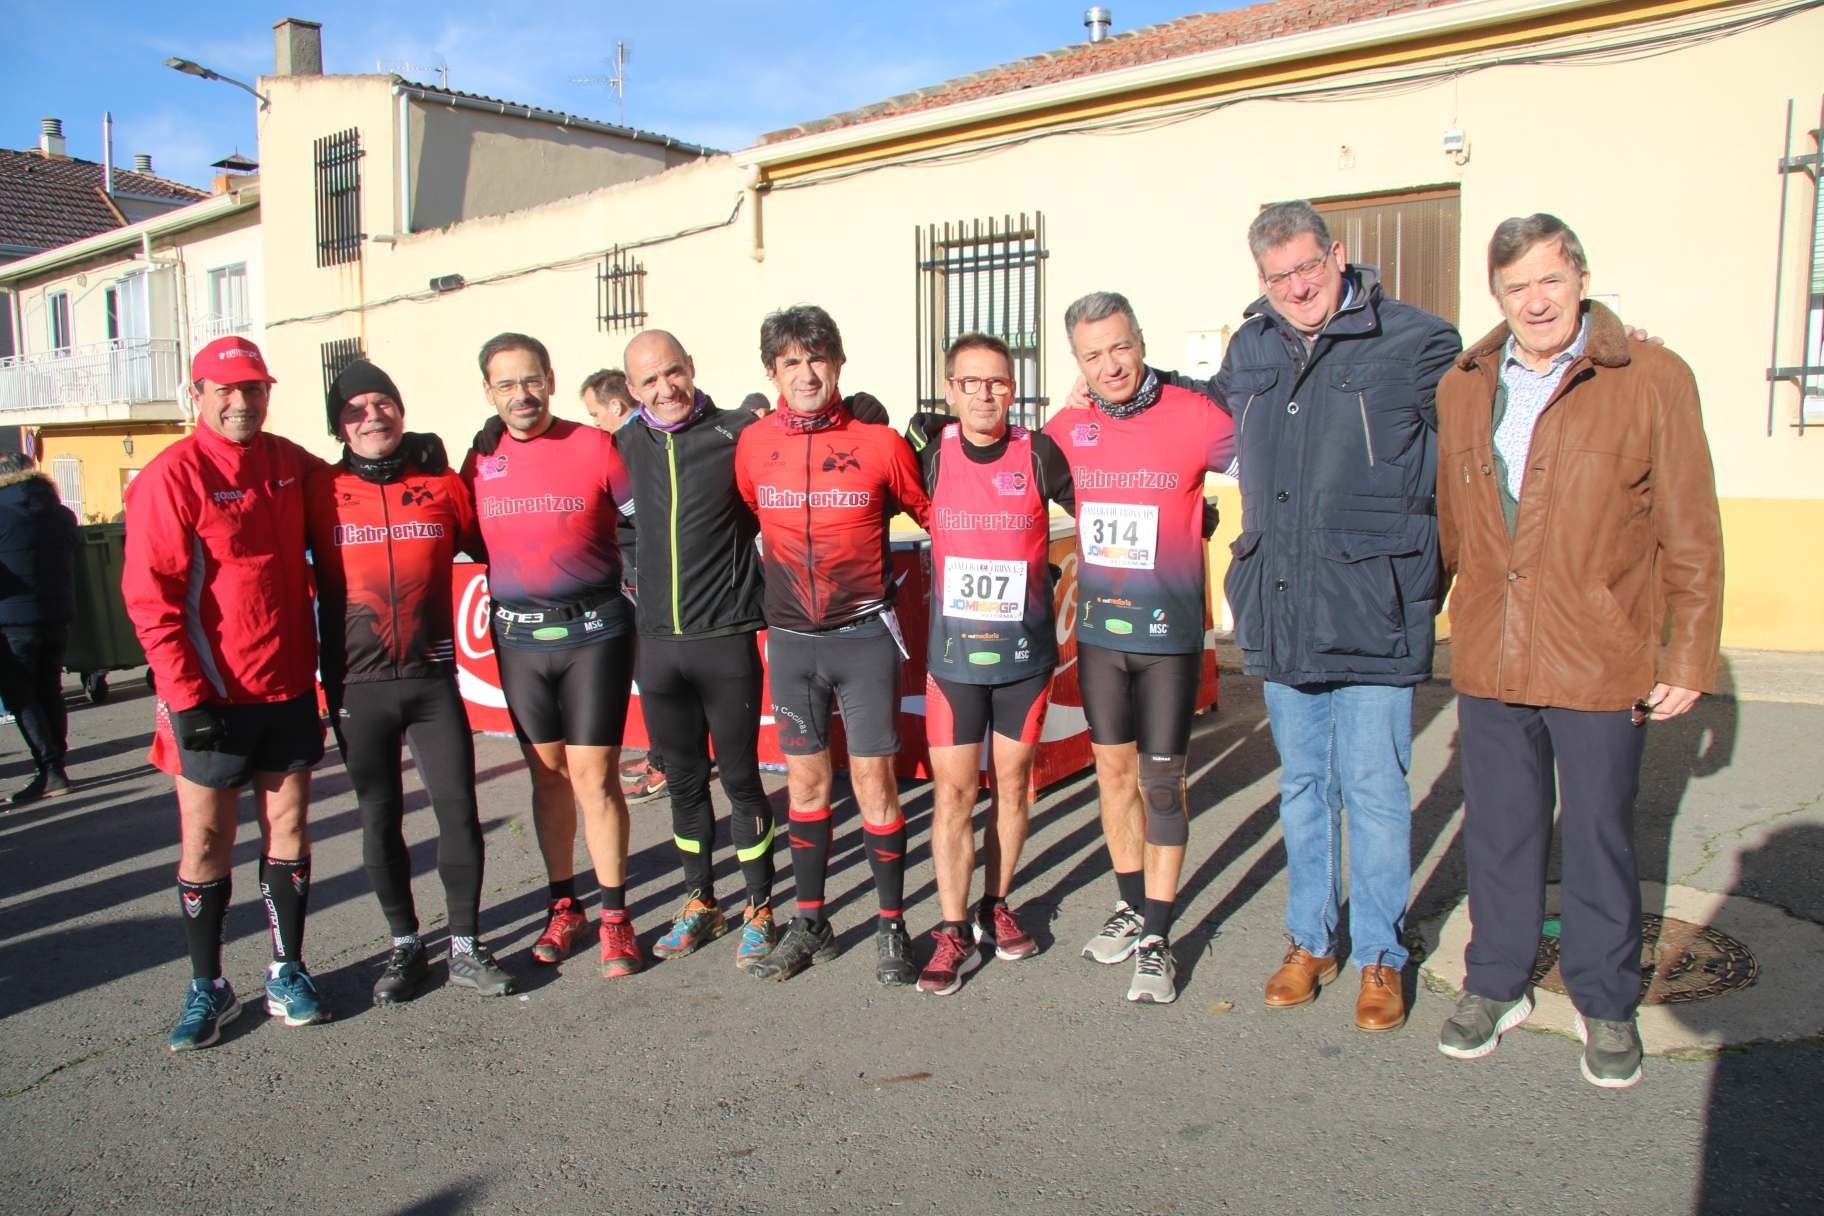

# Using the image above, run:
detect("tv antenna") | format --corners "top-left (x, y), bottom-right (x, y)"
top-left (572, 41), bottom-right (629, 125)
top-left (380, 56), bottom-right (449, 89)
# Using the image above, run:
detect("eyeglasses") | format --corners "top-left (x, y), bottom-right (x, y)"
top-left (1262, 250), bottom-right (1333, 290)
top-left (489, 375), bottom-right (549, 396)
top-left (948, 376), bottom-right (1016, 397)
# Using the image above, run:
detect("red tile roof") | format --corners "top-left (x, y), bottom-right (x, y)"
top-left (0, 148), bottom-right (207, 255)
top-left (759, 0), bottom-right (1463, 144)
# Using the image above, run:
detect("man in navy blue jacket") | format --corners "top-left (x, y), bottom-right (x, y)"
top-left (0, 451), bottom-right (80, 805)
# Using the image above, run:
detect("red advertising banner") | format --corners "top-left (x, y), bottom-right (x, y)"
top-left (451, 524), bottom-right (1216, 790)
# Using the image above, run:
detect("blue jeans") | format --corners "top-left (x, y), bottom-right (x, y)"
top-left (1261, 681), bottom-right (1413, 970)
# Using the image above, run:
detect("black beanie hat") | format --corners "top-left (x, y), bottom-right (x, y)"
top-left (327, 358), bottom-right (405, 438)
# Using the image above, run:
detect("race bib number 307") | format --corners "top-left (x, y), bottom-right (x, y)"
top-left (943, 557), bottom-right (1026, 621)
top-left (1081, 502), bottom-right (1158, 570)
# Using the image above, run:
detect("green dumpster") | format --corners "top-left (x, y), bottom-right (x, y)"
top-left (63, 522), bottom-right (146, 703)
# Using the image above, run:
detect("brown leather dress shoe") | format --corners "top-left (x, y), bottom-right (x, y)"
top-left (1264, 944), bottom-right (1341, 1007)
top-left (1354, 963), bottom-right (1407, 1031)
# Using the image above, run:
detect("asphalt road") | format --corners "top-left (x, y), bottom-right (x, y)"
top-left (1, 666), bottom-right (1820, 1216)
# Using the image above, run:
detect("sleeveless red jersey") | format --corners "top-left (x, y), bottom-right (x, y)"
top-left (305, 462), bottom-right (477, 687)
top-left (926, 422), bottom-right (1057, 683)
top-left (460, 418), bottom-right (630, 611)
top-left (1042, 384), bottom-right (1236, 654)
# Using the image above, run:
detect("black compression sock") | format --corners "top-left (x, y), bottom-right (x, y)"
top-left (177, 875), bottom-right (230, 981)
top-left (1142, 896), bottom-right (1175, 942)
top-left (259, 856), bottom-right (311, 964)
top-left (787, 808), bottom-right (832, 920)
top-left (864, 815), bottom-right (908, 922)
top-left (1115, 868), bottom-right (1145, 910)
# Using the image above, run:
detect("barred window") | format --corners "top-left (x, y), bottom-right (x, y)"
top-left (320, 337), bottom-right (365, 403)
top-left (597, 246), bottom-right (647, 332)
top-left (313, 127), bottom-right (364, 268)
top-left (915, 213), bottom-right (1047, 428)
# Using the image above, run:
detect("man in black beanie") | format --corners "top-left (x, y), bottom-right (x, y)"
top-left (305, 359), bottom-right (515, 1003)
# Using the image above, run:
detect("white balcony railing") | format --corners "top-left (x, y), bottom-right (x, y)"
top-left (0, 339), bottom-right (183, 413)
top-left (191, 314), bottom-right (253, 346)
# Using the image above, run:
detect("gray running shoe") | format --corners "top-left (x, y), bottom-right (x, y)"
top-left (1437, 990), bottom-right (1533, 1060)
top-left (1576, 1013), bottom-right (1643, 1089)
top-left (1082, 901), bottom-right (1143, 965)
top-left (748, 918), bottom-right (838, 982)
top-left (448, 943), bottom-right (515, 996)
top-left (1125, 935), bottom-right (1177, 1004)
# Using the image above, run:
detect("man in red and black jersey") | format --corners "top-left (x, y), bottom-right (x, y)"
top-left (903, 333), bottom-right (1075, 996)
top-left (307, 359), bottom-right (514, 1004)
top-left (733, 305), bottom-right (931, 985)
top-left (462, 333), bottom-right (644, 980)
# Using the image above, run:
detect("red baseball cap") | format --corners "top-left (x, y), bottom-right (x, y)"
top-left (190, 336), bottom-right (277, 386)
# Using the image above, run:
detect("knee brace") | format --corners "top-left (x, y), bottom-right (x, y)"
top-left (1139, 753), bottom-right (1189, 847)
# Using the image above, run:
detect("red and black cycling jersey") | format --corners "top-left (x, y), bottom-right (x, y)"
top-left (305, 462), bottom-right (477, 688)
top-left (734, 402), bottom-right (930, 633)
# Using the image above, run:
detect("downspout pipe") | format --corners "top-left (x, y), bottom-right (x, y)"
top-left (747, 164), bottom-right (765, 263)
top-left (393, 84), bottom-right (414, 236)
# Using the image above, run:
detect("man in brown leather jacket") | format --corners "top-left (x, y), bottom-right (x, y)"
top-left (1433, 214), bottom-right (1723, 1089)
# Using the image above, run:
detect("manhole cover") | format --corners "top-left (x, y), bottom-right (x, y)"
top-left (1530, 914), bottom-right (1759, 1005)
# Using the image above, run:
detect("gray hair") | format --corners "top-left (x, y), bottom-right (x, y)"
top-left (1063, 291), bottom-right (1141, 339)
top-left (0, 452), bottom-right (32, 477)
top-left (1487, 214), bottom-right (1588, 291)
top-left (1247, 201), bottom-right (1333, 265)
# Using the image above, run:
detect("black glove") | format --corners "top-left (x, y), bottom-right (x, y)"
top-left (398, 431), bottom-right (449, 475)
top-left (843, 391), bottom-right (890, 426)
top-left (469, 415), bottom-right (508, 458)
top-left (903, 410), bottom-right (949, 453)
top-left (171, 704), bottom-right (227, 752)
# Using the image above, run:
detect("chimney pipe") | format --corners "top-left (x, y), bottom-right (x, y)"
top-left (133, 153), bottom-right (154, 174)
top-left (1084, 6), bottom-right (1112, 43)
top-left (103, 112), bottom-right (114, 193)
top-left (274, 17), bottom-right (324, 77)
top-left (39, 117), bottom-right (66, 159)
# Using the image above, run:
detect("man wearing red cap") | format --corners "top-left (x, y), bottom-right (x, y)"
top-left (123, 336), bottom-right (330, 1051)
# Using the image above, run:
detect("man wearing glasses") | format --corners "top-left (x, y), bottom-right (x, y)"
top-left (1156, 201), bottom-right (1461, 1028)
top-left (463, 334), bottom-right (644, 980)
top-left (1434, 215), bottom-right (1720, 1088)
top-left (903, 333), bottom-right (1075, 995)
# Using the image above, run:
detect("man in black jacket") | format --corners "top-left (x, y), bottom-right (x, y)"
top-left (1171, 201), bottom-right (1461, 1031)
top-left (618, 329), bottom-right (777, 971)
top-left (0, 452), bottom-right (79, 806)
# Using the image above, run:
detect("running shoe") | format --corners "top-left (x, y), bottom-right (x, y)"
top-left (599, 913), bottom-right (643, 979)
top-left (917, 927), bottom-right (982, 996)
top-left (1082, 901), bottom-right (1143, 965)
top-left (264, 962), bottom-right (330, 1026)
top-left (169, 979), bottom-right (240, 1052)
top-left (619, 758), bottom-right (669, 804)
top-left (974, 902), bottom-right (1039, 962)
top-left (1575, 1013), bottom-right (1643, 1089)
top-left (372, 940), bottom-right (429, 1005)
top-left (876, 920), bottom-right (917, 987)
top-left (1126, 935), bottom-right (1178, 1005)
top-left (531, 897), bottom-right (587, 964)
top-left (1437, 990), bottom-right (1534, 1061)
top-left (748, 917), bottom-right (837, 982)
top-left (653, 893), bottom-right (728, 960)
top-left (735, 905), bottom-right (778, 973)
top-left (448, 943), bottom-right (515, 996)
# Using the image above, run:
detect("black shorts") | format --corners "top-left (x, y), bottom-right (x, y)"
top-left (1077, 643), bottom-right (1201, 753)
top-left (163, 693), bottom-right (325, 791)
top-left (925, 670), bottom-right (1052, 748)
top-left (496, 632), bottom-right (633, 747)
top-left (767, 622), bottom-right (902, 758)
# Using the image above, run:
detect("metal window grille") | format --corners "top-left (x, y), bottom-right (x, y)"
top-left (596, 247), bottom-right (647, 332)
top-left (313, 128), bottom-right (365, 268)
top-left (1767, 95), bottom-right (1824, 433)
top-left (915, 213), bottom-right (1047, 428)
top-left (1312, 186), bottom-right (1461, 326)
top-left (49, 456), bottom-right (81, 514)
top-left (320, 337), bottom-right (365, 403)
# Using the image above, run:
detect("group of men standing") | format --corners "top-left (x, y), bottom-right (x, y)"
top-left (120, 200), bottom-right (1721, 1091)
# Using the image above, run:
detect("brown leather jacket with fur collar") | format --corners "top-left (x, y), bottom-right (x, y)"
top-left (1436, 302), bottom-right (1723, 711)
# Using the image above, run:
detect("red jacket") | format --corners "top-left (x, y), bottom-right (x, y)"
top-left (122, 424), bottom-right (323, 710)
top-left (305, 461), bottom-right (478, 689)
top-left (735, 405), bottom-right (930, 632)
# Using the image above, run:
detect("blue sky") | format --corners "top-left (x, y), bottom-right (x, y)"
top-left (2, 1), bottom-right (1242, 189)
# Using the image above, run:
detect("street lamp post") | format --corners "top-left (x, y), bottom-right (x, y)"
top-left (163, 58), bottom-right (270, 110)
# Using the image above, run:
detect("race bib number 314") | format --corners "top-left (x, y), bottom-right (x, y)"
top-left (1081, 502), bottom-right (1158, 569)
top-left (942, 557), bottom-right (1026, 621)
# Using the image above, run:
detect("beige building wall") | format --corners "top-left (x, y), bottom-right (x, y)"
top-left (249, 4), bottom-right (1824, 649)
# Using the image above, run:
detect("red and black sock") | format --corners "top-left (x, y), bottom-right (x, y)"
top-left (176, 874), bottom-right (230, 981)
top-left (787, 807), bottom-right (831, 925)
top-left (259, 855), bottom-right (311, 964)
top-left (864, 814), bottom-right (908, 924)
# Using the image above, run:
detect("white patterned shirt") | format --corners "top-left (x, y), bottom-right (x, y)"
top-left (1494, 315), bottom-right (1590, 500)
